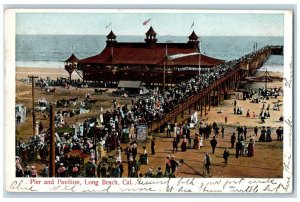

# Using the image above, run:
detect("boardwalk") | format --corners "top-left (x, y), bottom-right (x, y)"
top-left (148, 45), bottom-right (283, 133)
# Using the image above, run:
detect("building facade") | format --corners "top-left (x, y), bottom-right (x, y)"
top-left (68, 27), bottom-right (225, 85)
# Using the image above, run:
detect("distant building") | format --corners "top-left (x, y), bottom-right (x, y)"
top-left (117, 80), bottom-right (143, 94)
top-left (66, 27), bottom-right (224, 85)
top-left (64, 53), bottom-right (80, 81)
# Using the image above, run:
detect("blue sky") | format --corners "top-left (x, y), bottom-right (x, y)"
top-left (16, 12), bottom-right (284, 36)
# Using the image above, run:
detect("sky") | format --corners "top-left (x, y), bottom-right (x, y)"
top-left (16, 11), bottom-right (284, 36)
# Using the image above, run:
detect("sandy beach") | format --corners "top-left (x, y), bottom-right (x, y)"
top-left (15, 66), bottom-right (284, 178)
top-left (16, 67), bottom-right (82, 80)
top-left (16, 67), bottom-right (283, 128)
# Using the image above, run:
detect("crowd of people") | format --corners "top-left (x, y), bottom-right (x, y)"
top-left (15, 46), bottom-right (284, 178)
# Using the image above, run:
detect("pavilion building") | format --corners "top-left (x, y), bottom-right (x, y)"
top-left (66, 26), bottom-right (224, 86)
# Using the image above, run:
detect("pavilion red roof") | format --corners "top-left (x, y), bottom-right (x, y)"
top-left (79, 43), bottom-right (224, 67)
top-left (107, 30), bottom-right (117, 39)
top-left (188, 31), bottom-right (198, 40)
top-left (65, 53), bottom-right (80, 63)
top-left (146, 26), bottom-right (157, 35)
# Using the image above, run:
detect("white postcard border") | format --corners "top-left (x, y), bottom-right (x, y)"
top-left (4, 9), bottom-right (294, 194)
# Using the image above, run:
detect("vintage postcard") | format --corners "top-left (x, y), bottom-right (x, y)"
top-left (4, 9), bottom-right (293, 193)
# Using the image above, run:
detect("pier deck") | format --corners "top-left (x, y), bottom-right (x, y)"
top-left (148, 45), bottom-right (283, 133)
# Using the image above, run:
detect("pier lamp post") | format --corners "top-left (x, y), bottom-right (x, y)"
top-left (49, 103), bottom-right (56, 177)
top-left (163, 56), bottom-right (166, 91)
top-left (28, 75), bottom-right (38, 136)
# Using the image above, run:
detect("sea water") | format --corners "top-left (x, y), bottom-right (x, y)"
top-left (16, 35), bottom-right (283, 72)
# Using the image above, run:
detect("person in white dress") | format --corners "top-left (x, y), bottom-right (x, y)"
top-left (173, 123), bottom-right (177, 138)
top-left (199, 136), bottom-right (204, 149)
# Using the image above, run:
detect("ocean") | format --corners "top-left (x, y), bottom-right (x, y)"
top-left (16, 35), bottom-right (284, 71)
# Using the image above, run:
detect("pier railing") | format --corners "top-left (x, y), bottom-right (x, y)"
top-left (147, 45), bottom-right (283, 133)
top-left (148, 66), bottom-right (241, 132)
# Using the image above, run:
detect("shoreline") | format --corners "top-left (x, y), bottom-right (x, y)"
top-left (16, 67), bottom-right (81, 80)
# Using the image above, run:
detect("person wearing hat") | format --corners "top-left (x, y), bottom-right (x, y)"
top-left (186, 126), bottom-right (191, 149)
top-left (42, 164), bottom-right (49, 177)
top-left (31, 166), bottom-right (37, 177)
top-left (145, 168), bottom-right (153, 178)
top-left (181, 136), bottom-right (187, 152)
top-left (235, 140), bottom-right (243, 158)
top-left (164, 155), bottom-right (171, 176)
top-left (125, 145), bottom-right (132, 162)
top-left (243, 125), bottom-right (247, 140)
top-left (151, 138), bottom-right (156, 155)
top-left (132, 144), bottom-right (137, 161)
top-left (176, 128), bottom-right (180, 143)
top-left (16, 164), bottom-right (24, 177)
top-left (221, 126), bottom-right (225, 139)
top-left (15, 156), bottom-right (20, 165)
top-left (266, 127), bottom-right (272, 142)
top-left (170, 155), bottom-right (179, 176)
top-left (99, 162), bottom-right (107, 177)
top-left (113, 164), bottom-right (121, 178)
top-left (129, 166), bottom-right (138, 178)
top-left (72, 163), bottom-right (80, 177)
top-left (173, 123), bottom-right (178, 139)
top-left (172, 137), bottom-right (178, 153)
top-left (223, 148), bottom-right (230, 166)
top-left (248, 136), bottom-right (255, 157)
top-left (259, 126), bottom-right (266, 142)
top-left (85, 159), bottom-right (96, 177)
top-left (276, 127), bottom-right (283, 142)
top-left (156, 167), bottom-right (163, 178)
top-left (254, 126), bottom-right (258, 137)
top-left (58, 163), bottom-right (67, 177)
top-left (128, 160), bottom-right (138, 178)
top-left (24, 166), bottom-right (32, 177)
top-left (118, 161), bottom-right (124, 177)
top-left (199, 135), bottom-right (204, 149)
top-left (127, 158), bottom-right (133, 177)
top-left (204, 153), bottom-right (211, 173)
top-left (140, 146), bottom-right (148, 165)
top-left (210, 136), bottom-right (218, 154)
top-left (193, 134), bottom-right (199, 149)
top-left (230, 133), bottom-right (236, 149)
top-left (166, 122), bottom-right (171, 138)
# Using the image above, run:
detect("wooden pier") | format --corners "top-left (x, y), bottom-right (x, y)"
top-left (148, 45), bottom-right (283, 133)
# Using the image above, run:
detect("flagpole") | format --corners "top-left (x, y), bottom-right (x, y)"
top-left (105, 22), bottom-right (112, 29)
top-left (163, 40), bottom-right (173, 91)
top-left (163, 58), bottom-right (166, 91)
top-left (198, 53), bottom-right (201, 76)
top-left (199, 38), bottom-right (201, 76)
top-left (166, 44), bottom-right (168, 56)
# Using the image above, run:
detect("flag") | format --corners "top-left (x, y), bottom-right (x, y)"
top-left (105, 22), bottom-right (111, 28)
top-left (190, 22), bottom-right (194, 29)
top-left (143, 18), bottom-right (151, 26)
top-left (168, 52), bottom-right (200, 60)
